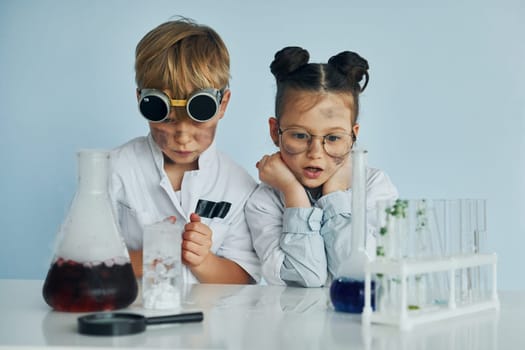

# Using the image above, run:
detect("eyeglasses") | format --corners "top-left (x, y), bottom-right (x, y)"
top-left (278, 127), bottom-right (354, 157)
top-left (138, 88), bottom-right (223, 123)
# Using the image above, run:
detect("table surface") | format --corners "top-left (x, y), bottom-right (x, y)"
top-left (0, 279), bottom-right (523, 350)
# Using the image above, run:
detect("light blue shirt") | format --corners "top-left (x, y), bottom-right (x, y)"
top-left (245, 167), bottom-right (398, 287)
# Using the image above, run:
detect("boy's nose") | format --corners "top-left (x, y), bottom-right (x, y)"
top-left (171, 119), bottom-right (193, 140)
top-left (173, 130), bottom-right (191, 145)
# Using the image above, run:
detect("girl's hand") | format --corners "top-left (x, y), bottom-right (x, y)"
top-left (323, 155), bottom-right (352, 195)
top-left (256, 152), bottom-right (300, 193)
top-left (257, 152), bottom-right (310, 208)
top-left (181, 213), bottom-right (213, 268)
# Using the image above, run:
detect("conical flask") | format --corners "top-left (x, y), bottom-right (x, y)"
top-left (330, 148), bottom-right (374, 313)
top-left (42, 150), bottom-right (138, 312)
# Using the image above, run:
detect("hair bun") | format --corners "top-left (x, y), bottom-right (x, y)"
top-left (328, 51), bottom-right (369, 92)
top-left (270, 46), bottom-right (310, 81)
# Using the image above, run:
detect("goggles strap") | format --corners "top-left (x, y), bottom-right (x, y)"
top-left (169, 99), bottom-right (187, 107)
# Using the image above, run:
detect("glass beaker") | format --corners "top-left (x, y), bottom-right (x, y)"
top-left (42, 150), bottom-right (138, 312)
top-left (142, 220), bottom-right (183, 310)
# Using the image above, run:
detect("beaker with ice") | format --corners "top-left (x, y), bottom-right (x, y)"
top-left (42, 150), bottom-right (138, 312)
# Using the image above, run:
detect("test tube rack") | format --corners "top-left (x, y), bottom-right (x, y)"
top-left (362, 253), bottom-right (499, 331)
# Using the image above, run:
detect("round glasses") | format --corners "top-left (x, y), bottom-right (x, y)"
top-left (278, 127), bottom-right (354, 157)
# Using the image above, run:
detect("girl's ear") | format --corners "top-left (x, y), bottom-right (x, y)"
top-left (269, 117), bottom-right (280, 147)
top-left (352, 123), bottom-right (360, 142)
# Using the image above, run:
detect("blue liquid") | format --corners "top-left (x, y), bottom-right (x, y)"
top-left (330, 277), bottom-right (375, 313)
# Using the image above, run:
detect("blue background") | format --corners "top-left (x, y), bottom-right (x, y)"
top-left (1, 0), bottom-right (524, 289)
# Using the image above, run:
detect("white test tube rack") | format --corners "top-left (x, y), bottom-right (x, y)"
top-left (362, 253), bottom-right (499, 331)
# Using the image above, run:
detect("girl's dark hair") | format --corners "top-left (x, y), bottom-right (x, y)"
top-left (270, 46), bottom-right (369, 124)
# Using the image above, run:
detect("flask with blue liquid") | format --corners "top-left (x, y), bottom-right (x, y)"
top-left (329, 148), bottom-right (375, 313)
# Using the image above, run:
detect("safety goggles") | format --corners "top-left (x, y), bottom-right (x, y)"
top-left (138, 88), bottom-right (223, 123)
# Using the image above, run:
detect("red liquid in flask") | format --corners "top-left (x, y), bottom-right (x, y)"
top-left (42, 258), bottom-right (138, 312)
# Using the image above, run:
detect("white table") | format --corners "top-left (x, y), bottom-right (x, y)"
top-left (0, 279), bottom-right (523, 349)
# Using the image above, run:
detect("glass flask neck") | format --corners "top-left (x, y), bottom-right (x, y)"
top-left (351, 148), bottom-right (367, 251)
top-left (77, 150), bottom-right (110, 193)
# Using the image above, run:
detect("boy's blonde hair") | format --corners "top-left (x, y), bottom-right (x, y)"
top-left (135, 18), bottom-right (230, 98)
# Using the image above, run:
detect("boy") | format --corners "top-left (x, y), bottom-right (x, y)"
top-left (110, 18), bottom-right (260, 284)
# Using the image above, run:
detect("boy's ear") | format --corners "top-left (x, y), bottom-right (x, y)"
top-left (217, 89), bottom-right (231, 120)
top-left (269, 117), bottom-right (279, 147)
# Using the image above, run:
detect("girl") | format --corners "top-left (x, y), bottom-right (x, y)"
top-left (245, 46), bottom-right (398, 287)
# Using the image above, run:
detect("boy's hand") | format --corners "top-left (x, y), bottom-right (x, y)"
top-left (323, 155), bottom-right (352, 195)
top-left (182, 213), bottom-right (213, 268)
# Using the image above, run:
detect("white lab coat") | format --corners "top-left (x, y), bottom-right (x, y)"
top-left (109, 134), bottom-right (261, 283)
